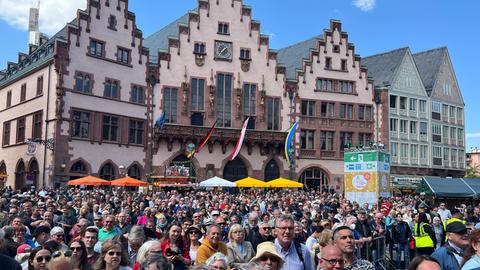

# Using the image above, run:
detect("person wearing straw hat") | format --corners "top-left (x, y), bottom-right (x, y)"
top-left (250, 242), bottom-right (284, 270)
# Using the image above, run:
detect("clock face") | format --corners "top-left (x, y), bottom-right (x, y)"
top-left (214, 41), bottom-right (232, 60)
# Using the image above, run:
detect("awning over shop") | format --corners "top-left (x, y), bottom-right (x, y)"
top-left (420, 177), bottom-right (476, 198)
top-left (461, 178), bottom-right (480, 196)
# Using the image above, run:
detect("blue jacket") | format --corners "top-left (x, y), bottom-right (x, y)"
top-left (431, 243), bottom-right (461, 270)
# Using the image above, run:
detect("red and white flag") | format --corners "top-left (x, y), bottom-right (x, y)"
top-left (229, 117), bottom-right (249, 161)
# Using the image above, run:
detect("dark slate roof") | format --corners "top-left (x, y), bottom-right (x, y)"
top-left (362, 47), bottom-right (409, 87)
top-left (421, 177), bottom-right (475, 198)
top-left (413, 47), bottom-right (447, 91)
top-left (0, 26), bottom-right (68, 88)
top-left (277, 35), bottom-right (321, 80)
top-left (143, 13), bottom-right (190, 62)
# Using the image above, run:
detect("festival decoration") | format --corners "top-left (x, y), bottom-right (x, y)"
top-left (284, 121), bottom-right (299, 165)
top-left (229, 117), bottom-right (249, 161)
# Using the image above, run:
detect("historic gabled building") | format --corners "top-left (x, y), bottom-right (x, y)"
top-left (276, 20), bottom-right (387, 190)
top-left (0, 0), bottom-right (150, 188)
top-left (363, 48), bottom-right (431, 176)
top-left (414, 47), bottom-right (465, 176)
top-left (145, 0), bottom-right (290, 183)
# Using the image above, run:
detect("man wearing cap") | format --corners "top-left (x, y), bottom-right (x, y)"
top-left (32, 225), bottom-right (50, 248)
top-left (415, 193), bottom-right (431, 213)
top-left (250, 242), bottom-right (284, 270)
top-left (318, 245), bottom-right (345, 270)
top-left (50, 226), bottom-right (68, 251)
top-left (432, 221), bottom-right (470, 270)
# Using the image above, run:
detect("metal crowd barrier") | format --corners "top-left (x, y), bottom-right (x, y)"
top-left (355, 236), bottom-right (391, 270)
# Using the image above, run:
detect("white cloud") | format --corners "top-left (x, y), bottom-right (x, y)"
top-left (353, 0), bottom-right (376, 12)
top-left (0, 0), bottom-right (85, 36)
top-left (467, 132), bottom-right (480, 138)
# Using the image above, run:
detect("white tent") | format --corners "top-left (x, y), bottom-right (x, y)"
top-left (199, 176), bottom-right (236, 187)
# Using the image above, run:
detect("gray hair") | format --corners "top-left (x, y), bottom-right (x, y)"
top-left (275, 215), bottom-right (295, 228)
top-left (206, 224), bottom-right (221, 235)
top-left (128, 225), bottom-right (146, 243)
top-left (205, 252), bottom-right (229, 267)
top-left (139, 254), bottom-right (172, 270)
top-left (136, 240), bottom-right (161, 264)
top-left (248, 212), bottom-right (258, 220)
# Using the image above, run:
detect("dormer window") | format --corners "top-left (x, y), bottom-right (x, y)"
top-left (218, 22), bottom-right (230, 35)
top-left (194, 42), bottom-right (206, 55)
top-left (240, 48), bottom-right (251, 60)
top-left (325, 57), bottom-right (332, 69)
top-left (333, 45), bottom-right (340, 53)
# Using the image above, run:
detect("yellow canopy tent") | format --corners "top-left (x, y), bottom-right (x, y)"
top-left (267, 177), bottom-right (304, 188)
top-left (235, 177), bottom-right (267, 188)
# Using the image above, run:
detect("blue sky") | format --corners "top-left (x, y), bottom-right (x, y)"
top-left (1, 0), bottom-right (479, 150)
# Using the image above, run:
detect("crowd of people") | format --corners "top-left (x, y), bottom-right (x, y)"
top-left (0, 186), bottom-right (480, 270)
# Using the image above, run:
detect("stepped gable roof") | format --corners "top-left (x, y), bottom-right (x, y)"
top-left (143, 13), bottom-right (190, 62)
top-left (0, 25), bottom-right (68, 88)
top-left (277, 35), bottom-right (321, 81)
top-left (413, 47), bottom-right (447, 92)
top-left (362, 47), bottom-right (409, 87)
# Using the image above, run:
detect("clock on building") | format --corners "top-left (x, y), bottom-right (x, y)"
top-left (214, 41), bottom-right (233, 61)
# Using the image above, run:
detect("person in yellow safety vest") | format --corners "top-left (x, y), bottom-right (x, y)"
top-left (442, 208), bottom-right (466, 240)
top-left (415, 213), bottom-right (437, 256)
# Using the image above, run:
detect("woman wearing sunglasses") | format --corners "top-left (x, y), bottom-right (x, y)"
top-left (69, 239), bottom-right (92, 270)
top-left (185, 225), bottom-right (202, 265)
top-left (94, 239), bottom-right (131, 270)
top-left (28, 247), bottom-right (52, 270)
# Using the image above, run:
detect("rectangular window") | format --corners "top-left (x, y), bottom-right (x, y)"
top-left (390, 119), bottom-right (398, 132)
top-left (358, 133), bottom-right (372, 146)
top-left (420, 122), bottom-right (428, 136)
top-left (117, 47), bottom-right (130, 64)
top-left (6, 91), bottom-right (12, 108)
top-left (419, 100), bottom-right (426, 113)
top-left (36, 76), bottom-right (43, 95)
top-left (347, 104), bottom-right (353, 119)
top-left (432, 146), bottom-right (442, 158)
top-left (325, 57), bottom-right (332, 69)
top-left (420, 145), bottom-right (428, 160)
top-left (32, 111), bottom-right (43, 140)
top-left (74, 72), bottom-right (92, 94)
top-left (301, 100), bottom-right (315, 117)
top-left (399, 96), bottom-right (407, 110)
top-left (442, 104), bottom-right (449, 120)
top-left (391, 142), bottom-right (398, 157)
top-left (443, 126), bottom-right (449, 144)
top-left (432, 123), bottom-right (442, 142)
top-left (459, 150), bottom-right (465, 166)
top-left (400, 120), bottom-right (408, 133)
top-left (411, 144), bottom-right (418, 159)
top-left (339, 104), bottom-right (346, 118)
top-left (449, 106), bottom-right (456, 122)
top-left (321, 102), bottom-right (327, 117)
top-left (409, 98), bottom-right (417, 112)
top-left (458, 129), bottom-right (464, 146)
top-left (358, 105), bottom-right (365, 120)
top-left (20, 83), bottom-right (26, 102)
top-left (243, 83), bottom-right (256, 116)
top-left (300, 129), bottom-right (315, 149)
top-left (2, 121), bottom-right (10, 146)
top-left (451, 149), bottom-right (457, 163)
top-left (443, 148), bottom-right (450, 162)
top-left (432, 101), bottom-right (441, 120)
top-left (89, 39), bottom-right (104, 57)
top-left (104, 79), bottom-right (119, 99)
top-left (328, 103), bottom-right (335, 117)
top-left (450, 127), bottom-right (456, 144)
top-left (129, 120), bottom-right (144, 145)
top-left (457, 108), bottom-right (463, 123)
top-left (216, 73), bottom-right (232, 127)
top-left (340, 81), bottom-right (353, 93)
top-left (191, 78), bottom-right (205, 111)
top-left (410, 121), bottom-right (417, 134)
top-left (102, 115), bottom-right (119, 141)
top-left (16, 117), bottom-right (26, 143)
top-left (341, 59), bottom-right (347, 71)
top-left (108, 15), bottom-right (117, 30)
top-left (218, 22), bottom-right (229, 35)
top-left (194, 42), bottom-right (206, 54)
top-left (240, 48), bottom-right (251, 60)
top-left (340, 132), bottom-right (353, 151)
top-left (400, 143), bottom-right (408, 158)
top-left (320, 131), bottom-right (334, 150)
top-left (266, 97), bottom-right (280, 130)
top-left (365, 106), bottom-right (372, 120)
top-left (163, 87), bottom-right (178, 123)
top-left (72, 111), bottom-right (90, 138)
top-left (390, 95), bottom-right (397, 108)
top-left (316, 78), bottom-right (334, 92)
top-left (130, 85), bottom-right (145, 104)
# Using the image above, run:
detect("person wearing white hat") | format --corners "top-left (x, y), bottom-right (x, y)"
top-left (250, 242), bottom-right (284, 270)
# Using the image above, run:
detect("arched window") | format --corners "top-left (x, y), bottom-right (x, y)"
top-left (27, 159), bottom-right (39, 188)
top-left (299, 167), bottom-right (329, 190)
top-left (223, 158), bottom-right (247, 181)
top-left (71, 161), bottom-right (87, 175)
top-left (0, 162), bottom-right (6, 189)
top-left (128, 165), bottom-right (141, 180)
top-left (15, 160), bottom-right (26, 190)
top-left (99, 163), bottom-right (115, 180)
top-left (264, 159), bottom-right (280, 181)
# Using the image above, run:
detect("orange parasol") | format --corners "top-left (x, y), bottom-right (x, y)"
top-left (67, 175), bottom-right (111, 186)
top-left (110, 176), bottom-right (148, 187)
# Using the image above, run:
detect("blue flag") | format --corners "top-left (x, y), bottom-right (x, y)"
top-left (155, 112), bottom-right (165, 129)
